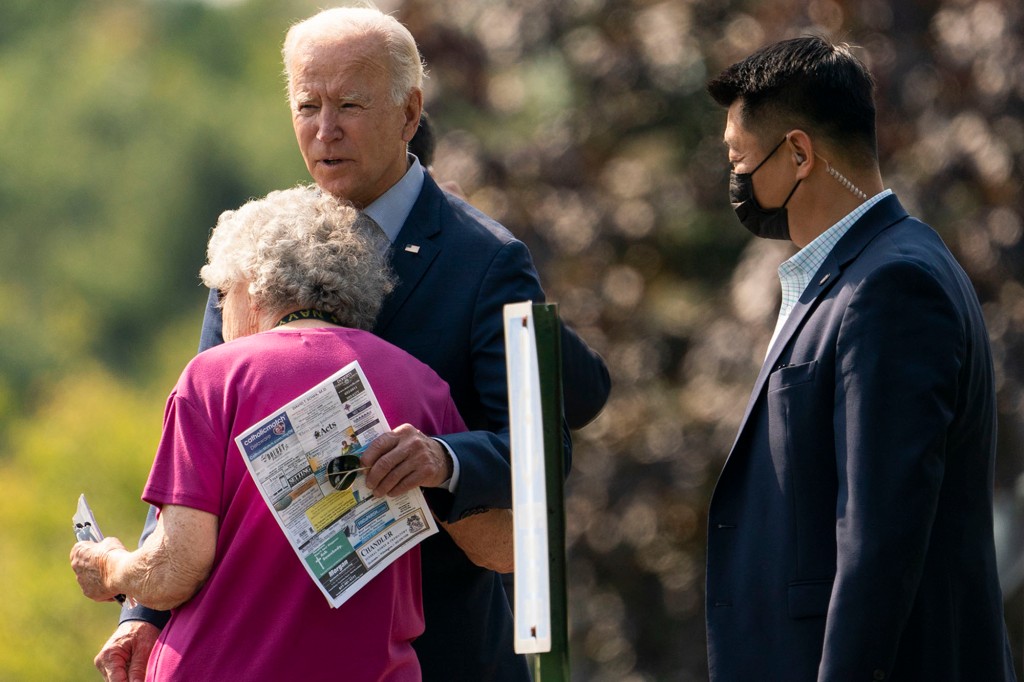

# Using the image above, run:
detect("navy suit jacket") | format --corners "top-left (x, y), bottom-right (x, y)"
top-left (170, 171), bottom-right (609, 681)
top-left (705, 195), bottom-right (1016, 681)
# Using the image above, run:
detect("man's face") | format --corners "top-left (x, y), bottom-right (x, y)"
top-left (288, 35), bottom-right (421, 208)
top-left (723, 101), bottom-right (791, 208)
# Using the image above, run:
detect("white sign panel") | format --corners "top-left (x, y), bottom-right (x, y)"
top-left (504, 301), bottom-right (552, 654)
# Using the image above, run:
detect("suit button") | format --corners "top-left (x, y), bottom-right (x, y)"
top-left (872, 670), bottom-right (885, 681)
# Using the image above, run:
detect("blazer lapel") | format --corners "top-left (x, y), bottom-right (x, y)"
top-left (726, 194), bottom-right (911, 456)
top-left (726, 255), bottom-right (842, 454)
top-left (375, 175), bottom-right (445, 334)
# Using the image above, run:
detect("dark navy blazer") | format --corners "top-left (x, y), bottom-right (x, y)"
top-left (170, 171), bottom-right (610, 681)
top-left (705, 194), bottom-right (1016, 681)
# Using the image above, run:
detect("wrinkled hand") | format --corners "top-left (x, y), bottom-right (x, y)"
top-left (361, 424), bottom-right (453, 497)
top-left (94, 620), bottom-right (159, 682)
top-left (70, 537), bottom-right (127, 602)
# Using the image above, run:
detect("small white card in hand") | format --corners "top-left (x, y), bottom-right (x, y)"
top-left (73, 494), bottom-right (104, 543)
top-left (72, 494), bottom-right (130, 605)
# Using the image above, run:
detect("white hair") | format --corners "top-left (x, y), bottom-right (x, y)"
top-left (282, 6), bottom-right (425, 105)
top-left (200, 185), bottom-right (394, 331)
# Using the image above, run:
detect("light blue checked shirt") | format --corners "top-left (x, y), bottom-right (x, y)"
top-left (767, 189), bottom-right (893, 354)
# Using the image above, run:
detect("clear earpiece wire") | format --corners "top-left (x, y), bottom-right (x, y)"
top-left (818, 155), bottom-right (868, 200)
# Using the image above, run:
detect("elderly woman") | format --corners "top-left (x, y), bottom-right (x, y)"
top-left (70, 185), bottom-right (466, 681)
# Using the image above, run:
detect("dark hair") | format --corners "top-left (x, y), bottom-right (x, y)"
top-left (408, 110), bottom-right (436, 167)
top-left (707, 35), bottom-right (877, 163)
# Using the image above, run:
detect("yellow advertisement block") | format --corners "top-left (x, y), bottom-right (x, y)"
top-left (306, 490), bottom-right (357, 532)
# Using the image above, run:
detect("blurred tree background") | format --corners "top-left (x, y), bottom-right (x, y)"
top-left (1, 0), bottom-right (1021, 679)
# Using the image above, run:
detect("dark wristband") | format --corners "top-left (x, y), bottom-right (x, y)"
top-left (119, 602), bottom-right (171, 630)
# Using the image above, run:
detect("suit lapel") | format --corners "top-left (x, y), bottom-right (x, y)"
top-left (726, 194), bottom-right (910, 456)
top-left (375, 175), bottom-right (445, 334)
top-left (727, 254), bottom-right (842, 454)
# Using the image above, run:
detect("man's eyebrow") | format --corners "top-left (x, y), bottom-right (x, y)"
top-left (337, 90), bottom-right (370, 104)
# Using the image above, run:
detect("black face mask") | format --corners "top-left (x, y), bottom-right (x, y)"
top-left (729, 137), bottom-right (802, 240)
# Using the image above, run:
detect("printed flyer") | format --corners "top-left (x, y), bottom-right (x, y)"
top-left (234, 361), bottom-right (437, 608)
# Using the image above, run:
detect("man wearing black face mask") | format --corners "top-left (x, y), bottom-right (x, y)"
top-left (702, 36), bottom-right (1015, 681)
top-left (729, 136), bottom-right (802, 241)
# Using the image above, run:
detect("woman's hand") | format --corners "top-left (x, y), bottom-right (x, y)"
top-left (70, 537), bottom-right (129, 602)
top-left (69, 505), bottom-right (216, 610)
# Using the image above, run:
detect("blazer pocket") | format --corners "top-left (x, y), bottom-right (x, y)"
top-left (768, 359), bottom-right (818, 393)
top-left (788, 579), bottom-right (833, 619)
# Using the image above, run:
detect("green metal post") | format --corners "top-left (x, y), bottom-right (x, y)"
top-left (531, 303), bottom-right (569, 682)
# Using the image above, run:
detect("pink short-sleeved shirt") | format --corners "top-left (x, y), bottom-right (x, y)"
top-left (142, 328), bottom-right (466, 682)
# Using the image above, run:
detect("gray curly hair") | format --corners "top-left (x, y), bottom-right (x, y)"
top-left (200, 185), bottom-right (394, 331)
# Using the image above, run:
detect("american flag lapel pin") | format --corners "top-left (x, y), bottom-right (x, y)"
top-left (404, 244), bottom-right (420, 254)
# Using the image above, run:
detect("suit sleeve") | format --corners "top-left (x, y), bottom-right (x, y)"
top-left (198, 287), bottom-right (225, 353)
top-left (818, 259), bottom-right (963, 679)
top-left (438, 239), bottom-right (574, 521)
top-left (560, 324), bottom-right (611, 429)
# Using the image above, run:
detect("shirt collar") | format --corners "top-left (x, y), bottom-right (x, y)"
top-left (776, 189), bottom-right (893, 314)
top-left (362, 155), bottom-right (425, 244)
top-left (794, 189), bottom-right (893, 268)
top-left (786, 189), bottom-right (893, 277)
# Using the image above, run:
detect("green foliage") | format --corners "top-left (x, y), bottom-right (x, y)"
top-left (0, 374), bottom-right (152, 679)
top-left (0, 0), bottom-right (307, 402)
top-left (0, 317), bottom-right (196, 680)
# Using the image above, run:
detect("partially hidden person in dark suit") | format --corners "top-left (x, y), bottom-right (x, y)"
top-left (406, 110), bottom-right (470, 204)
top-left (94, 7), bottom-right (610, 682)
top-left (408, 110), bottom-right (437, 167)
top-left (704, 36), bottom-right (1016, 681)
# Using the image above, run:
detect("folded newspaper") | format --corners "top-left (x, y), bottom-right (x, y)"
top-left (235, 360), bottom-right (437, 608)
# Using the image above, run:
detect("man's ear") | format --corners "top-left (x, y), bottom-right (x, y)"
top-left (787, 130), bottom-right (815, 179)
top-left (402, 89), bottom-right (424, 143)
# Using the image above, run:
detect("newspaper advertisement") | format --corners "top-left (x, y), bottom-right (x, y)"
top-left (234, 360), bottom-right (437, 608)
